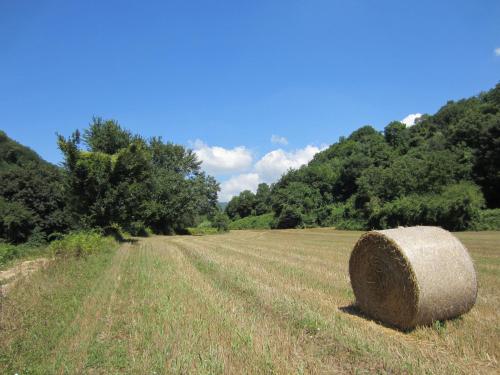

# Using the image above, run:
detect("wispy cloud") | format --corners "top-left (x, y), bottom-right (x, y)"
top-left (270, 134), bottom-right (288, 145)
top-left (495, 47), bottom-right (500, 56)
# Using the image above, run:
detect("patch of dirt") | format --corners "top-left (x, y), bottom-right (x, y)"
top-left (0, 258), bottom-right (51, 296)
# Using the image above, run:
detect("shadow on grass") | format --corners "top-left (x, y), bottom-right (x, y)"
top-left (339, 304), bottom-right (457, 333)
top-left (338, 304), bottom-right (410, 332)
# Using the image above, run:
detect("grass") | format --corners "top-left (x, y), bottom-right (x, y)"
top-left (0, 242), bottom-right (49, 270)
top-left (1, 229), bottom-right (499, 374)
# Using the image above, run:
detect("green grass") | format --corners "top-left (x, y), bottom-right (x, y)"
top-left (1, 229), bottom-right (498, 373)
top-left (0, 242), bottom-right (48, 269)
top-left (228, 213), bottom-right (274, 230)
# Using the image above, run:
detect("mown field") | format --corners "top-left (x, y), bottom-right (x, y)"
top-left (1, 229), bottom-right (499, 374)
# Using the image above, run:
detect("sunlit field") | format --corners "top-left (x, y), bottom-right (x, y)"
top-left (1, 229), bottom-right (498, 374)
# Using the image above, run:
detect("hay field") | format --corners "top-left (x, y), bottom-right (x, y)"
top-left (1, 229), bottom-right (499, 374)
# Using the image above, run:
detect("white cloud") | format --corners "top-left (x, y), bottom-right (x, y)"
top-left (219, 173), bottom-right (260, 201)
top-left (270, 134), bottom-right (288, 145)
top-left (255, 145), bottom-right (323, 182)
top-left (495, 48), bottom-right (500, 56)
top-left (192, 139), bottom-right (252, 175)
top-left (193, 139), bottom-right (324, 201)
top-left (401, 113), bottom-right (422, 127)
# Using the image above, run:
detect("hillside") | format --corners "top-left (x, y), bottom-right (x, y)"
top-left (0, 131), bottom-right (68, 243)
top-left (226, 84), bottom-right (500, 231)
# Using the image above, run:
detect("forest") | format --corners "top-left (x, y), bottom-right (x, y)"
top-left (1, 84), bottom-right (500, 246)
top-left (226, 83), bottom-right (500, 231)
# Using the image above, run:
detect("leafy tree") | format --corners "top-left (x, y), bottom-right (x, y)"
top-left (0, 132), bottom-right (69, 243)
top-left (58, 119), bottom-right (219, 234)
top-left (83, 117), bottom-right (133, 154)
top-left (254, 183), bottom-right (271, 215)
top-left (211, 211), bottom-right (230, 232)
top-left (0, 198), bottom-right (35, 243)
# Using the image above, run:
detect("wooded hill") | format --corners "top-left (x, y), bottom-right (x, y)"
top-left (226, 83), bottom-right (500, 231)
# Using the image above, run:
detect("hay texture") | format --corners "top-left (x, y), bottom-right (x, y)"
top-left (349, 226), bottom-right (477, 330)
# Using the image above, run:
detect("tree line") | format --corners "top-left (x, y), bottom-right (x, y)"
top-left (225, 83), bottom-right (500, 231)
top-left (0, 119), bottom-right (220, 243)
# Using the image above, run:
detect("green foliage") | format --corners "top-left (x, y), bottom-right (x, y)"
top-left (186, 226), bottom-right (219, 236)
top-left (83, 117), bottom-right (133, 154)
top-left (369, 182), bottom-right (484, 231)
top-left (58, 121), bottom-right (219, 235)
top-left (48, 231), bottom-right (117, 258)
top-left (225, 183), bottom-right (272, 220)
top-left (0, 198), bottom-right (35, 243)
top-left (0, 242), bottom-right (48, 267)
top-left (271, 182), bottom-right (322, 229)
top-left (228, 213), bottom-right (274, 230)
top-left (472, 209), bottom-right (500, 230)
top-left (212, 212), bottom-right (230, 232)
top-left (0, 243), bottom-right (20, 266)
top-left (0, 133), bottom-right (69, 243)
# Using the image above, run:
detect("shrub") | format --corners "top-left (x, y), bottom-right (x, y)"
top-left (186, 227), bottom-right (219, 236)
top-left (472, 209), bottom-right (500, 230)
top-left (369, 182), bottom-right (484, 231)
top-left (274, 205), bottom-right (303, 229)
top-left (229, 213), bottom-right (274, 230)
top-left (48, 231), bottom-right (116, 258)
top-left (211, 212), bottom-right (230, 232)
top-left (0, 243), bottom-right (19, 266)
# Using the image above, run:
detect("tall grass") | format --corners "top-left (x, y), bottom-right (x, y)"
top-left (48, 230), bottom-right (117, 258)
top-left (0, 243), bottom-right (47, 268)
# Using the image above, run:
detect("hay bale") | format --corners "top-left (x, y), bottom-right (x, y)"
top-left (349, 226), bottom-right (477, 330)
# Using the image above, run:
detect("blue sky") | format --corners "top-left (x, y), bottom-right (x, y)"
top-left (1, 0), bottom-right (499, 200)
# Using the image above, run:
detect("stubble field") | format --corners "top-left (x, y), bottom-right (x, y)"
top-left (1, 229), bottom-right (499, 374)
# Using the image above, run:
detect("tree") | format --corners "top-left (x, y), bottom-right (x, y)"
top-left (83, 117), bottom-right (133, 154)
top-left (58, 119), bottom-right (219, 234)
top-left (254, 183), bottom-right (271, 215)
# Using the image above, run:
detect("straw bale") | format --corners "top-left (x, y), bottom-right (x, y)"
top-left (349, 226), bottom-right (477, 330)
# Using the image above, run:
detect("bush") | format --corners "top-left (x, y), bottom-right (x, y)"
top-left (229, 213), bottom-right (274, 230)
top-left (472, 209), bottom-right (500, 230)
top-left (274, 206), bottom-right (303, 229)
top-left (186, 227), bottom-right (219, 236)
top-left (316, 201), bottom-right (368, 230)
top-left (48, 231), bottom-right (116, 258)
top-left (211, 212), bottom-right (230, 232)
top-left (125, 221), bottom-right (148, 237)
top-left (370, 182), bottom-right (484, 231)
top-left (0, 243), bottom-right (19, 266)
top-left (0, 242), bottom-right (47, 267)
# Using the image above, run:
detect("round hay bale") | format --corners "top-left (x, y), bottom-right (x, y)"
top-left (349, 226), bottom-right (477, 330)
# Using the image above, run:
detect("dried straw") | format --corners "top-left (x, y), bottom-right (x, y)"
top-left (349, 226), bottom-right (477, 330)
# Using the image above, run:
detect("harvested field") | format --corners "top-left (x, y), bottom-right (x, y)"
top-left (1, 229), bottom-right (499, 374)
